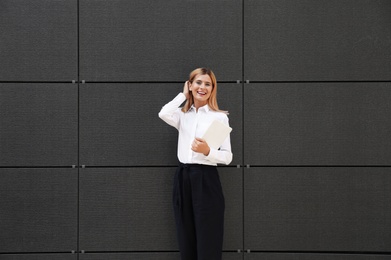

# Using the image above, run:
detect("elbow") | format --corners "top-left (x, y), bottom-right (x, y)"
top-left (158, 110), bottom-right (165, 120)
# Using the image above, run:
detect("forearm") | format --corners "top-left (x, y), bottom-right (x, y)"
top-left (158, 93), bottom-right (186, 128)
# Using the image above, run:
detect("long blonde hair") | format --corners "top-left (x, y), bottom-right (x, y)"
top-left (181, 68), bottom-right (226, 113)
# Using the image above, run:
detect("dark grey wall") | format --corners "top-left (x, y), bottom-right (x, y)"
top-left (1, 0), bottom-right (390, 259)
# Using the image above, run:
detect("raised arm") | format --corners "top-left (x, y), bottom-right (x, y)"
top-left (158, 81), bottom-right (189, 129)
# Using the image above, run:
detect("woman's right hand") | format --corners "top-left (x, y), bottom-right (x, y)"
top-left (183, 81), bottom-right (190, 99)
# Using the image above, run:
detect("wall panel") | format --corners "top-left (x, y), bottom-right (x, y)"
top-left (221, 167), bottom-right (243, 250)
top-left (0, 0), bottom-right (78, 81)
top-left (0, 169), bottom-right (78, 253)
top-left (79, 0), bottom-right (242, 81)
top-left (244, 0), bottom-right (391, 81)
top-left (79, 167), bottom-right (177, 251)
top-left (244, 167), bottom-right (391, 252)
top-left (79, 167), bottom-right (242, 251)
top-left (244, 83), bottom-right (391, 166)
top-left (80, 83), bottom-right (241, 166)
top-left (218, 83), bottom-right (243, 165)
top-left (79, 83), bottom-right (179, 166)
top-left (0, 84), bottom-right (78, 167)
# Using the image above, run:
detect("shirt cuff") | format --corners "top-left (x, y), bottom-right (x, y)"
top-left (175, 92), bottom-right (187, 104)
top-left (206, 148), bottom-right (219, 163)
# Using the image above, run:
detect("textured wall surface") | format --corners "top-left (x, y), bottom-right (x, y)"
top-left (1, 0), bottom-right (390, 259)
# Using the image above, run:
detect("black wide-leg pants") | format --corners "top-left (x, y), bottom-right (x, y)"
top-left (173, 163), bottom-right (225, 260)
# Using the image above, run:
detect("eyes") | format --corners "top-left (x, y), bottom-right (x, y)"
top-left (195, 80), bottom-right (212, 87)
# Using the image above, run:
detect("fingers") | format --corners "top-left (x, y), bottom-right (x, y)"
top-left (191, 138), bottom-right (210, 156)
top-left (191, 138), bottom-right (204, 150)
top-left (194, 137), bottom-right (205, 143)
top-left (191, 139), bottom-right (198, 151)
top-left (183, 81), bottom-right (190, 99)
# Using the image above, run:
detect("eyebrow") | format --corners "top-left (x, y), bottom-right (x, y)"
top-left (196, 79), bottom-right (212, 84)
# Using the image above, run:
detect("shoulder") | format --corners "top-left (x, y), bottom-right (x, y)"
top-left (209, 110), bottom-right (229, 121)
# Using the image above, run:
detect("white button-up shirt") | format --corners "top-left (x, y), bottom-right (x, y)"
top-left (159, 93), bottom-right (233, 166)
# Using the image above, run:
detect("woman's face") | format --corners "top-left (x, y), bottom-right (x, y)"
top-left (190, 74), bottom-right (213, 106)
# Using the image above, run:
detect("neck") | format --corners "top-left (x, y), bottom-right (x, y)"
top-left (193, 100), bottom-right (207, 111)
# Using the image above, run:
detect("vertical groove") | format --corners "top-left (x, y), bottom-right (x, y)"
top-left (77, 0), bottom-right (80, 257)
top-left (242, 0), bottom-right (245, 257)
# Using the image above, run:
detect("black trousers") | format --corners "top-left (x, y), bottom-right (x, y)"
top-left (173, 163), bottom-right (225, 260)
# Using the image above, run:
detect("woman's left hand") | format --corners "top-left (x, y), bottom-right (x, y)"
top-left (191, 137), bottom-right (210, 156)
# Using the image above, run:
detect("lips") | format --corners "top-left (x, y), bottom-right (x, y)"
top-left (197, 91), bottom-right (206, 96)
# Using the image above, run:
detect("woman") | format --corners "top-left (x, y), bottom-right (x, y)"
top-left (158, 68), bottom-right (233, 260)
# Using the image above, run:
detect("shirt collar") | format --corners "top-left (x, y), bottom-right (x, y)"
top-left (190, 104), bottom-right (210, 113)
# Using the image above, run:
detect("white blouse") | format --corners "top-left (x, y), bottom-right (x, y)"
top-left (159, 93), bottom-right (233, 166)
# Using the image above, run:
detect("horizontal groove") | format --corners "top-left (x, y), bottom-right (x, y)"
top-left (1, 80), bottom-right (390, 84)
top-left (78, 165), bottom-right (240, 169)
top-left (0, 81), bottom-right (240, 84)
top-left (246, 80), bottom-right (391, 84)
top-left (250, 250), bottom-right (391, 255)
top-left (82, 81), bottom-right (183, 84)
top-left (0, 166), bottom-right (76, 169)
top-left (70, 250), bottom-right (241, 253)
top-left (0, 251), bottom-right (75, 255)
top-left (81, 165), bottom-right (178, 168)
top-left (83, 250), bottom-right (179, 254)
top-left (1, 165), bottom-right (390, 169)
top-left (2, 250), bottom-right (389, 255)
top-left (79, 80), bottom-right (239, 84)
top-left (242, 165), bottom-right (391, 167)
top-left (0, 81), bottom-right (75, 84)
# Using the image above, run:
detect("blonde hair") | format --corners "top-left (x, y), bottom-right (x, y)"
top-left (181, 68), bottom-right (227, 113)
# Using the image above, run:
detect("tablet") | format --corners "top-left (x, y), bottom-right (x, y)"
top-left (202, 120), bottom-right (232, 149)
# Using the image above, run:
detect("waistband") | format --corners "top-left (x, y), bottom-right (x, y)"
top-left (178, 162), bottom-right (217, 169)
